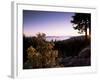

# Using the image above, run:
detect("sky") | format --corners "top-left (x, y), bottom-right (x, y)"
top-left (23, 10), bottom-right (82, 37)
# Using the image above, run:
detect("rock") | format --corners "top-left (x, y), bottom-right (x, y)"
top-left (60, 45), bottom-right (91, 67)
top-left (78, 46), bottom-right (90, 58)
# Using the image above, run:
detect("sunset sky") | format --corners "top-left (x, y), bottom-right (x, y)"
top-left (23, 10), bottom-right (83, 37)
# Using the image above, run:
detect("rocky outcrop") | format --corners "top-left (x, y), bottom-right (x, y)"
top-left (60, 46), bottom-right (91, 67)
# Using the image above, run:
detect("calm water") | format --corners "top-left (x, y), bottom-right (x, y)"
top-left (46, 36), bottom-right (71, 41)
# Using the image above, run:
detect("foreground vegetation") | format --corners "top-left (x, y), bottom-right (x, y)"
top-left (23, 33), bottom-right (91, 69)
top-left (54, 36), bottom-right (91, 67)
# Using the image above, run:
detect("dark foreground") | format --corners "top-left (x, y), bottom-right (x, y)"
top-left (23, 36), bottom-right (91, 69)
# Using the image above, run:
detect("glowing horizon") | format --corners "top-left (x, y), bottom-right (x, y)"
top-left (23, 10), bottom-right (84, 37)
top-left (23, 27), bottom-right (85, 37)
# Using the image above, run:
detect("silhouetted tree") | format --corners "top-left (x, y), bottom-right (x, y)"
top-left (23, 33), bottom-right (59, 68)
top-left (71, 13), bottom-right (91, 40)
top-left (36, 32), bottom-right (46, 40)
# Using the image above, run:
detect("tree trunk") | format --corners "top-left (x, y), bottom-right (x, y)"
top-left (85, 27), bottom-right (87, 40)
top-left (89, 27), bottom-right (91, 37)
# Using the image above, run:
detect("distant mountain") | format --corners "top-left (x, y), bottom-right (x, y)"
top-left (46, 36), bottom-right (72, 38)
top-left (46, 36), bottom-right (72, 41)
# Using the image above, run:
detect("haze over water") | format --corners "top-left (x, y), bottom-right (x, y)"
top-left (46, 36), bottom-right (71, 41)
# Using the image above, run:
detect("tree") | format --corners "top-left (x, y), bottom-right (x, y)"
top-left (23, 33), bottom-right (59, 68)
top-left (26, 46), bottom-right (42, 68)
top-left (36, 32), bottom-right (46, 40)
top-left (71, 13), bottom-right (91, 40)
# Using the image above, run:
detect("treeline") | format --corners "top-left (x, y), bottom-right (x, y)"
top-left (54, 36), bottom-right (90, 58)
